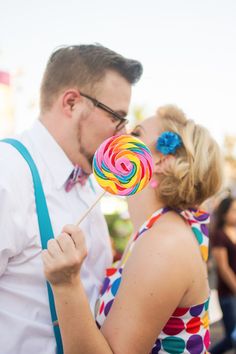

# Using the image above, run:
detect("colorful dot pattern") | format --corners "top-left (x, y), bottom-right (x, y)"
top-left (95, 207), bottom-right (211, 353)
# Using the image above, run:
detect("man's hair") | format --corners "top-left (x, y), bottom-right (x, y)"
top-left (154, 105), bottom-right (224, 209)
top-left (40, 44), bottom-right (143, 112)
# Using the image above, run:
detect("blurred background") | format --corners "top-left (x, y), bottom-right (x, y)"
top-left (1, 0), bottom-right (236, 351)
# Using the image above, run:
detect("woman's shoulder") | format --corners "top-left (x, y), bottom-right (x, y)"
top-left (121, 211), bottom-right (191, 310)
top-left (131, 210), bottom-right (191, 270)
top-left (148, 210), bottom-right (192, 244)
top-left (128, 209), bottom-right (203, 282)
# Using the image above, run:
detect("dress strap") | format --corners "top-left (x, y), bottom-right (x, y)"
top-left (179, 208), bottom-right (210, 262)
top-left (134, 207), bottom-right (171, 241)
top-left (120, 207), bottom-right (209, 268)
top-left (119, 207), bottom-right (171, 267)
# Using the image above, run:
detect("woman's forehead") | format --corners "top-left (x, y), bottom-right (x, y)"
top-left (141, 116), bottom-right (161, 137)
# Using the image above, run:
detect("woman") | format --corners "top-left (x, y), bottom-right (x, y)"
top-left (42, 105), bottom-right (223, 354)
top-left (210, 197), bottom-right (236, 354)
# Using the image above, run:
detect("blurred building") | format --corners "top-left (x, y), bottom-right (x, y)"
top-left (0, 70), bottom-right (15, 137)
top-left (224, 135), bottom-right (236, 196)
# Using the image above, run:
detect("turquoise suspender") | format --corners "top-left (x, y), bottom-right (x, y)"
top-left (1, 138), bottom-right (63, 354)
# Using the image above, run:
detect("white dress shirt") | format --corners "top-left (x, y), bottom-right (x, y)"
top-left (0, 120), bottom-right (112, 354)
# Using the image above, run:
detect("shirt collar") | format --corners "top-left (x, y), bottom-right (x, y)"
top-left (28, 120), bottom-right (74, 189)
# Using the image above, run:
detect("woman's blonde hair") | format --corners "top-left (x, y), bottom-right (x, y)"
top-left (156, 105), bottom-right (223, 209)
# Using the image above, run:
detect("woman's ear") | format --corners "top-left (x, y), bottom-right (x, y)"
top-left (154, 155), bottom-right (175, 174)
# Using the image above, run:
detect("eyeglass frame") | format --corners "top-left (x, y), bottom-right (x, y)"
top-left (80, 92), bottom-right (128, 130)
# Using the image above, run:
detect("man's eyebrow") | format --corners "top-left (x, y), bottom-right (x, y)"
top-left (116, 110), bottom-right (127, 117)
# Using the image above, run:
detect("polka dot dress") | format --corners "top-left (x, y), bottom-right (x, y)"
top-left (95, 207), bottom-right (211, 354)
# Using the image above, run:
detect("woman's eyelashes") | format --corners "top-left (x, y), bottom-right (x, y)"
top-left (130, 130), bottom-right (141, 137)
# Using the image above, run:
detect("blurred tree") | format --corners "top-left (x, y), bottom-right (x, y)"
top-left (105, 213), bottom-right (133, 253)
top-left (132, 105), bottom-right (146, 124)
top-left (223, 135), bottom-right (236, 188)
top-left (103, 104), bottom-right (146, 255)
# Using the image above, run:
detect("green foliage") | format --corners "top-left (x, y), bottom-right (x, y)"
top-left (105, 213), bottom-right (133, 252)
top-left (132, 105), bottom-right (146, 124)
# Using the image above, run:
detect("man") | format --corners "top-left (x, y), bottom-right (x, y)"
top-left (0, 44), bottom-right (142, 354)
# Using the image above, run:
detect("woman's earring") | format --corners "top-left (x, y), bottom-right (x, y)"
top-left (150, 179), bottom-right (159, 188)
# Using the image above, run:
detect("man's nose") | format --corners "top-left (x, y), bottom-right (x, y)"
top-left (115, 125), bottom-right (127, 136)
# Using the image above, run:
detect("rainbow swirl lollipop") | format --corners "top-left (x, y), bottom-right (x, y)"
top-left (93, 135), bottom-right (153, 196)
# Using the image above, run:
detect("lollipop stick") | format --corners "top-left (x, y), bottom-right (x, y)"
top-left (76, 190), bottom-right (106, 225)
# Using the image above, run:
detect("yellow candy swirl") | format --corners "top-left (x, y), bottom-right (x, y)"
top-left (93, 135), bottom-right (153, 196)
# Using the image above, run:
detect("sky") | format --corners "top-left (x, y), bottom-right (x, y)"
top-left (1, 0), bottom-right (236, 147)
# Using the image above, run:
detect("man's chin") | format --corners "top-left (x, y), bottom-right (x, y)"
top-left (83, 155), bottom-right (94, 175)
top-left (83, 163), bottom-right (92, 175)
top-left (78, 147), bottom-right (94, 174)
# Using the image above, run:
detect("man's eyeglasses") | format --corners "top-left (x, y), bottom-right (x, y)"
top-left (80, 92), bottom-right (128, 130)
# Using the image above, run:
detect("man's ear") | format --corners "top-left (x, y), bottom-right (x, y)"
top-left (62, 89), bottom-right (81, 117)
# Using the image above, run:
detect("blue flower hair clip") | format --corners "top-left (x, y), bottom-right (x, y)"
top-left (156, 131), bottom-right (182, 155)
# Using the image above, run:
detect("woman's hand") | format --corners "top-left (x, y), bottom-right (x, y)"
top-left (42, 225), bottom-right (87, 287)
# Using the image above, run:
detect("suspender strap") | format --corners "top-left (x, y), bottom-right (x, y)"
top-left (1, 138), bottom-right (63, 354)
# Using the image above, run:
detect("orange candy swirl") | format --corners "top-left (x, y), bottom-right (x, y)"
top-left (93, 135), bottom-right (153, 196)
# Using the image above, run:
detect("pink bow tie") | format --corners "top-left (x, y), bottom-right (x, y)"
top-left (65, 165), bottom-right (89, 192)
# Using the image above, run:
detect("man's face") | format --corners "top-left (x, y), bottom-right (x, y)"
top-left (76, 71), bottom-right (132, 173)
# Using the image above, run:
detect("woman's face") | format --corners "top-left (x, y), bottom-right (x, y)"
top-left (131, 116), bottom-right (162, 187)
top-left (225, 200), bottom-right (236, 226)
top-left (131, 115), bottom-right (161, 159)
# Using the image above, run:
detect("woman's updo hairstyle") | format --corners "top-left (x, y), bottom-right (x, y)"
top-left (156, 105), bottom-right (223, 209)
